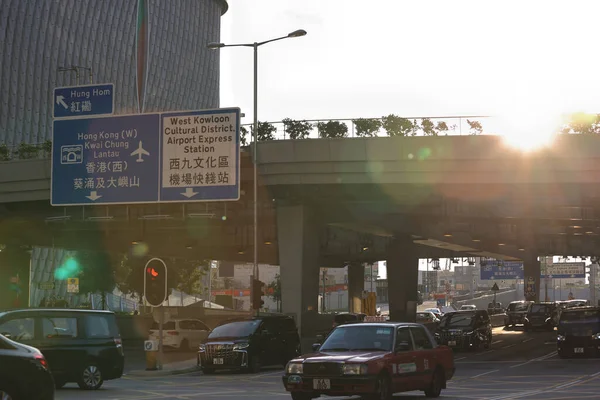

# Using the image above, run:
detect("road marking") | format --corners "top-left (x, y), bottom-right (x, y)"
top-left (509, 351), bottom-right (557, 368)
top-left (522, 338), bottom-right (534, 343)
top-left (471, 369), bottom-right (499, 378)
top-left (555, 379), bottom-right (583, 390)
top-left (454, 356), bottom-right (467, 361)
top-left (502, 344), bottom-right (516, 349)
top-left (475, 350), bottom-right (495, 356)
top-left (492, 340), bottom-right (504, 345)
top-left (591, 371), bottom-right (600, 377)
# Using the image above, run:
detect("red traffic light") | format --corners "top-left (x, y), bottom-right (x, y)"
top-left (146, 267), bottom-right (159, 280)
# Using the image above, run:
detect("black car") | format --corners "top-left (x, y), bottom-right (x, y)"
top-left (198, 315), bottom-right (300, 374)
top-left (524, 302), bottom-right (557, 331)
top-left (0, 309), bottom-right (124, 390)
top-left (557, 306), bottom-right (600, 358)
top-left (0, 333), bottom-right (55, 400)
top-left (434, 310), bottom-right (492, 350)
top-left (504, 301), bottom-right (531, 328)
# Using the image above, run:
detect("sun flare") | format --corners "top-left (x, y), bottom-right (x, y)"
top-left (496, 111), bottom-right (562, 152)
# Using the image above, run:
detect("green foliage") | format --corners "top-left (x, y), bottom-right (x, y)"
top-left (561, 113), bottom-right (600, 135)
top-left (467, 119), bottom-right (483, 135)
top-left (267, 274), bottom-right (281, 312)
top-left (353, 118), bottom-right (382, 137)
top-left (381, 114), bottom-right (415, 137)
top-left (41, 140), bottom-right (52, 154)
top-left (317, 121), bottom-right (348, 138)
top-left (0, 144), bottom-right (10, 161)
top-left (240, 127), bottom-right (249, 146)
top-left (173, 259), bottom-right (208, 295)
top-left (421, 118), bottom-right (436, 136)
top-left (282, 118), bottom-right (313, 139)
top-left (0, 245), bottom-right (31, 308)
top-left (251, 121), bottom-right (277, 141)
top-left (436, 121), bottom-right (449, 135)
top-left (16, 143), bottom-right (40, 159)
top-left (113, 254), bottom-right (145, 300)
top-left (76, 251), bottom-right (116, 296)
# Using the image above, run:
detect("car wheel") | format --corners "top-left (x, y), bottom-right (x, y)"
top-left (424, 368), bottom-right (445, 398)
top-left (0, 387), bottom-right (17, 400)
top-left (77, 363), bottom-right (104, 390)
top-left (368, 373), bottom-right (392, 400)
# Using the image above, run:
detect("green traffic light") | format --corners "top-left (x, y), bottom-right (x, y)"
top-left (54, 257), bottom-right (80, 280)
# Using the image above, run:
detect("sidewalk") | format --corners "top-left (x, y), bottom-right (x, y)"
top-left (126, 356), bottom-right (200, 377)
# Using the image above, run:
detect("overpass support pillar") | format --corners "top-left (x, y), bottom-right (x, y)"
top-left (523, 253), bottom-right (540, 302)
top-left (348, 262), bottom-right (364, 313)
top-left (386, 237), bottom-right (419, 322)
top-left (276, 204), bottom-right (320, 337)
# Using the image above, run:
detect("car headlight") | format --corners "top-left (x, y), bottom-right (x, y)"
top-left (557, 334), bottom-right (566, 341)
top-left (593, 333), bottom-right (600, 340)
top-left (342, 364), bottom-right (368, 375)
top-left (233, 342), bottom-right (249, 350)
top-left (198, 344), bottom-right (206, 352)
top-left (286, 362), bottom-right (303, 374)
top-left (434, 332), bottom-right (440, 337)
top-left (463, 331), bottom-right (474, 335)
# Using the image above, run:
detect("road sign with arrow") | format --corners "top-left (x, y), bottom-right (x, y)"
top-left (53, 84), bottom-right (114, 118)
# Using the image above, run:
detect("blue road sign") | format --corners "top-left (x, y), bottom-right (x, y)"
top-left (159, 108), bottom-right (240, 202)
top-left (541, 262), bottom-right (585, 279)
top-left (51, 114), bottom-right (160, 205)
top-left (53, 84), bottom-right (114, 118)
top-left (480, 260), bottom-right (524, 280)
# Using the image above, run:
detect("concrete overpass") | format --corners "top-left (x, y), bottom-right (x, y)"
top-left (2, 134), bottom-right (600, 328)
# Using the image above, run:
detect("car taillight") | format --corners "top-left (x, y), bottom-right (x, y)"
top-left (34, 353), bottom-right (48, 369)
top-left (167, 331), bottom-right (179, 336)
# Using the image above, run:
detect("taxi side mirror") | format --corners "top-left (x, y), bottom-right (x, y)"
top-left (312, 343), bottom-right (321, 352)
top-left (395, 341), bottom-right (411, 352)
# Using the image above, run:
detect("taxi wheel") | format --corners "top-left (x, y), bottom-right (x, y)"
top-left (369, 374), bottom-right (392, 400)
top-left (424, 369), bottom-right (444, 398)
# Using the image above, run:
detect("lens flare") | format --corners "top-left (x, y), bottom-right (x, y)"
top-left (497, 110), bottom-right (562, 152)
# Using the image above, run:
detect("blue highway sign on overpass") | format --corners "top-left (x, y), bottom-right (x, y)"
top-left (51, 108), bottom-right (240, 206)
top-left (53, 84), bottom-right (114, 118)
top-left (480, 260), bottom-right (524, 280)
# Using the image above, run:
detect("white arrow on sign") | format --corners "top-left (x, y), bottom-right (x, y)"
top-left (56, 95), bottom-right (68, 109)
top-left (86, 191), bottom-right (102, 201)
top-left (181, 187), bottom-right (198, 198)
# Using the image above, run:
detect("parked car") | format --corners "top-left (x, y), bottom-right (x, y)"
top-left (435, 310), bottom-right (492, 350)
top-left (0, 333), bottom-right (55, 400)
top-left (198, 315), bottom-right (300, 374)
top-left (149, 318), bottom-right (210, 351)
top-left (332, 312), bottom-right (366, 329)
top-left (424, 308), bottom-right (443, 319)
top-left (282, 322), bottom-right (454, 399)
top-left (524, 302), bottom-right (557, 331)
top-left (0, 309), bottom-right (124, 390)
top-left (557, 306), bottom-right (600, 358)
top-left (504, 301), bottom-right (531, 328)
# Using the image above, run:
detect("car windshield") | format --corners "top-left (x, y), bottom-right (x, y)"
top-left (530, 304), bottom-right (551, 314)
top-left (208, 320), bottom-right (261, 339)
top-left (508, 303), bottom-right (529, 312)
top-left (319, 325), bottom-right (393, 352)
top-left (560, 310), bottom-right (600, 325)
top-left (439, 313), bottom-right (475, 328)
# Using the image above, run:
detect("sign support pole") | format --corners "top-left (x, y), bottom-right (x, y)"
top-left (158, 305), bottom-right (164, 370)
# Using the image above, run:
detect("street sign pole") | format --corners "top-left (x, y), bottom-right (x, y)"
top-left (158, 306), bottom-right (164, 370)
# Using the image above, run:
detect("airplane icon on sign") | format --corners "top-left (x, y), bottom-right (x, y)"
top-left (130, 140), bottom-right (150, 162)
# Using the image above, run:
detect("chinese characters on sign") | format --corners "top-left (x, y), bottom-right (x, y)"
top-left (480, 260), bottom-right (524, 280)
top-left (53, 84), bottom-right (114, 118)
top-left (542, 262), bottom-right (585, 279)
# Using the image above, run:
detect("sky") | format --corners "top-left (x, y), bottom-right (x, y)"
top-left (219, 0), bottom-right (600, 129)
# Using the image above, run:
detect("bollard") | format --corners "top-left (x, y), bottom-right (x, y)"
top-left (144, 340), bottom-right (158, 371)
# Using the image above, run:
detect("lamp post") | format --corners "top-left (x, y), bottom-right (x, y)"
top-left (207, 29), bottom-right (307, 311)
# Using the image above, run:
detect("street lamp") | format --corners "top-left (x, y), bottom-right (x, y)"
top-left (207, 29), bottom-right (307, 311)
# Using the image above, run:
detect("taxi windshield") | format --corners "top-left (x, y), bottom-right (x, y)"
top-left (439, 313), bottom-right (474, 328)
top-left (560, 310), bottom-right (600, 325)
top-left (320, 325), bottom-right (393, 352)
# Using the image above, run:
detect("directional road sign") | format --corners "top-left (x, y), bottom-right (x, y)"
top-left (159, 108), bottom-right (241, 202)
top-left (541, 262), bottom-right (585, 279)
top-left (480, 260), bottom-right (524, 280)
top-left (53, 84), bottom-right (114, 118)
top-left (51, 114), bottom-right (161, 205)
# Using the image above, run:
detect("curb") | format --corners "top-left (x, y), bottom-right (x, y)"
top-left (126, 365), bottom-right (200, 377)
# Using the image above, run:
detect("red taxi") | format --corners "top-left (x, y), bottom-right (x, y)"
top-left (282, 322), bottom-right (454, 400)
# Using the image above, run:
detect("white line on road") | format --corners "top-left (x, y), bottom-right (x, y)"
top-left (522, 338), bottom-right (534, 343)
top-left (502, 344), bottom-right (516, 349)
top-left (475, 350), bottom-right (495, 356)
top-left (471, 369), bottom-right (499, 378)
top-left (454, 357), bottom-right (467, 361)
top-left (591, 371), bottom-right (600, 377)
top-left (492, 340), bottom-right (504, 345)
top-left (509, 351), bottom-right (557, 368)
top-left (555, 379), bottom-right (582, 390)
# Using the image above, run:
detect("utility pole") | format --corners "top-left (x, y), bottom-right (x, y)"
top-left (590, 260), bottom-right (597, 306)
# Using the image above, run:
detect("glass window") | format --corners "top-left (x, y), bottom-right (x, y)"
top-left (208, 320), bottom-right (261, 339)
top-left (42, 317), bottom-right (78, 339)
top-left (410, 327), bottom-right (433, 350)
top-left (192, 321), bottom-right (209, 331)
top-left (85, 315), bottom-right (111, 338)
top-left (320, 325), bottom-right (393, 352)
top-left (150, 321), bottom-right (176, 330)
top-left (0, 318), bottom-right (34, 341)
top-left (440, 313), bottom-right (475, 328)
top-left (178, 320), bottom-right (192, 330)
top-left (395, 328), bottom-right (413, 351)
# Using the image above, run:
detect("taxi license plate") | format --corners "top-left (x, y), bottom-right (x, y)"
top-left (448, 341), bottom-right (457, 346)
top-left (213, 358), bottom-right (224, 364)
top-left (574, 348), bottom-right (584, 353)
top-left (313, 378), bottom-right (330, 390)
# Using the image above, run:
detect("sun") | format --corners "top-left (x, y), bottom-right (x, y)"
top-left (496, 110), bottom-right (562, 152)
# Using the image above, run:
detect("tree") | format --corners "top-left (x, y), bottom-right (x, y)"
top-left (353, 118), bottom-right (381, 137)
top-left (0, 245), bottom-right (31, 309)
top-left (251, 121), bottom-right (277, 141)
top-left (421, 118), bottom-right (436, 136)
top-left (317, 121), bottom-right (348, 138)
top-left (240, 126), bottom-right (249, 146)
top-left (381, 114), bottom-right (414, 137)
top-left (113, 254), bottom-right (145, 301)
top-left (467, 119), bottom-right (483, 135)
top-left (267, 274), bottom-right (281, 312)
top-left (76, 250), bottom-right (116, 309)
top-left (562, 113), bottom-right (600, 135)
top-left (173, 259), bottom-right (208, 296)
top-left (435, 121), bottom-right (449, 135)
top-left (282, 118), bottom-right (313, 139)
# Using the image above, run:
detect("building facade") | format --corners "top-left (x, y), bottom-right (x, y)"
top-left (0, 0), bottom-right (227, 147)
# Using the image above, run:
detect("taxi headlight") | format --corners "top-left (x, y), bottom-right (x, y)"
top-left (286, 362), bottom-right (303, 374)
top-left (557, 334), bottom-right (566, 342)
top-left (198, 344), bottom-right (206, 352)
top-left (233, 342), bottom-right (249, 350)
top-left (342, 364), bottom-right (368, 375)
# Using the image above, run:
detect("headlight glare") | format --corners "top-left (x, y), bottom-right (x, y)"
top-left (233, 342), bottom-right (249, 350)
top-left (557, 334), bottom-right (566, 341)
top-left (342, 364), bottom-right (368, 375)
top-left (287, 362), bottom-right (303, 374)
top-left (198, 344), bottom-right (206, 352)
top-left (593, 333), bottom-right (600, 340)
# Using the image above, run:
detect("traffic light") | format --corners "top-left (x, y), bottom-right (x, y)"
top-left (252, 278), bottom-right (265, 310)
top-left (144, 258), bottom-right (167, 307)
